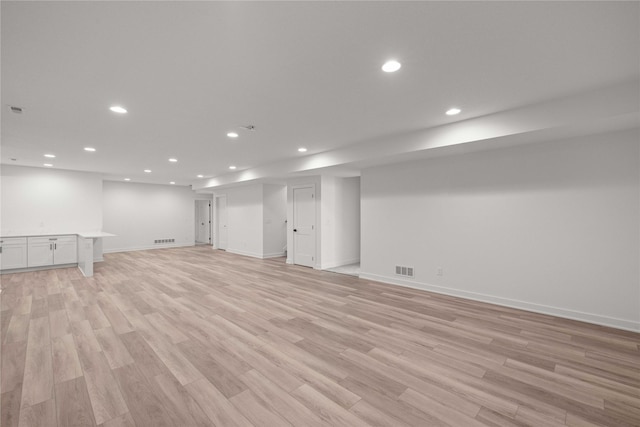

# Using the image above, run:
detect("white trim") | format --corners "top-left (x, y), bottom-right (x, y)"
top-left (359, 272), bottom-right (640, 333)
top-left (263, 252), bottom-right (286, 259)
top-left (104, 243), bottom-right (194, 254)
top-left (214, 194), bottom-right (228, 250)
top-left (321, 258), bottom-right (360, 270)
top-left (227, 249), bottom-right (285, 260)
top-left (0, 263), bottom-right (77, 275)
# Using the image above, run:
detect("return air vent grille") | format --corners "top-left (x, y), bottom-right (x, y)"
top-left (395, 265), bottom-right (414, 278)
top-left (154, 239), bottom-right (175, 244)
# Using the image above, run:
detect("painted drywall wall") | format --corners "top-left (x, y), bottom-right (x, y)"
top-left (220, 184), bottom-right (264, 258)
top-left (361, 129), bottom-right (640, 331)
top-left (0, 165), bottom-right (102, 235)
top-left (102, 181), bottom-right (200, 252)
top-left (263, 184), bottom-right (287, 258)
top-left (320, 176), bottom-right (361, 269)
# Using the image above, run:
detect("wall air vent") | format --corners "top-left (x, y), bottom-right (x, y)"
top-left (395, 265), bottom-right (414, 278)
top-left (154, 239), bottom-right (175, 244)
top-left (9, 106), bottom-right (23, 114)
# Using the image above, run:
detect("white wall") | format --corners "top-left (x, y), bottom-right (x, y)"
top-left (360, 129), bottom-right (640, 331)
top-left (220, 184), bottom-right (264, 258)
top-left (263, 184), bottom-right (287, 258)
top-left (320, 176), bottom-right (360, 269)
top-left (102, 181), bottom-right (200, 253)
top-left (0, 165), bottom-right (102, 235)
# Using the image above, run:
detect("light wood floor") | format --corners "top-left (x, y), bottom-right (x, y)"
top-left (1, 246), bottom-right (639, 427)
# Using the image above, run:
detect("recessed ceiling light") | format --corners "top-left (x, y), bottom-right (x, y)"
top-left (197, 174), bottom-right (204, 178)
top-left (109, 106), bottom-right (127, 114)
top-left (229, 165), bottom-right (237, 170)
top-left (168, 158), bottom-right (178, 162)
top-left (298, 147), bottom-right (307, 153)
top-left (44, 154), bottom-right (56, 158)
top-left (144, 169), bottom-right (151, 173)
top-left (124, 178), bottom-right (131, 181)
top-left (382, 60), bottom-right (401, 73)
top-left (84, 147), bottom-right (96, 152)
top-left (227, 132), bottom-right (239, 138)
top-left (446, 107), bottom-right (461, 115)
top-left (43, 163), bottom-right (53, 167)
top-left (170, 181), bottom-right (175, 185)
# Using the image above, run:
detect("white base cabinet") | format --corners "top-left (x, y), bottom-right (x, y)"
top-left (0, 237), bottom-right (28, 270)
top-left (27, 235), bottom-right (77, 268)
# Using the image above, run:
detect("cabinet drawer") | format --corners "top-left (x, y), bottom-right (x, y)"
top-left (0, 237), bottom-right (27, 245)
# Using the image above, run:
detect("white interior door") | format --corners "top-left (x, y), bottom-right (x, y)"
top-left (216, 195), bottom-right (228, 250)
top-left (195, 200), bottom-right (210, 244)
top-left (293, 186), bottom-right (316, 267)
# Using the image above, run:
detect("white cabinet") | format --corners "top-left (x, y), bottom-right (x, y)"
top-left (27, 235), bottom-right (77, 267)
top-left (52, 236), bottom-right (78, 265)
top-left (0, 237), bottom-right (28, 270)
top-left (27, 237), bottom-right (54, 267)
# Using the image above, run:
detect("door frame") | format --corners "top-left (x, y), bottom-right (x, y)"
top-left (291, 184), bottom-right (317, 268)
top-left (214, 194), bottom-right (228, 250)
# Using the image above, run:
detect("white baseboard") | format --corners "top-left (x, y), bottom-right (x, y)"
top-left (227, 248), bottom-right (285, 260)
top-left (321, 258), bottom-right (360, 270)
top-left (0, 263), bottom-right (77, 275)
top-left (263, 252), bottom-right (286, 259)
top-left (104, 243), bottom-right (194, 254)
top-left (359, 272), bottom-right (640, 333)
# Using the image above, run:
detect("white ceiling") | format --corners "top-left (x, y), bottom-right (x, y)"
top-left (2, 1), bottom-right (639, 189)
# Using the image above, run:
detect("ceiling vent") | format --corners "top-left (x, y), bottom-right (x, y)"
top-left (9, 105), bottom-right (23, 114)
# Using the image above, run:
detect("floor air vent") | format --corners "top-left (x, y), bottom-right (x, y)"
top-left (395, 265), bottom-right (414, 278)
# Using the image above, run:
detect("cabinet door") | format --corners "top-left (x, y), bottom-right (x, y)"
top-left (28, 237), bottom-right (54, 267)
top-left (0, 238), bottom-right (28, 270)
top-left (53, 236), bottom-right (78, 265)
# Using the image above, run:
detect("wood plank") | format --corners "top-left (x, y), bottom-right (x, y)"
top-left (52, 334), bottom-right (83, 384)
top-left (184, 378), bottom-right (253, 427)
top-left (5, 314), bottom-right (30, 343)
top-left (77, 348), bottom-right (129, 425)
top-left (111, 364), bottom-right (173, 427)
top-left (290, 383), bottom-right (368, 427)
top-left (152, 373), bottom-right (212, 427)
top-left (238, 369), bottom-right (327, 427)
top-left (17, 398), bottom-right (57, 427)
top-left (94, 327), bottom-right (134, 370)
top-left (1, 386), bottom-right (23, 427)
top-left (55, 377), bottom-right (97, 427)
top-left (21, 343), bottom-right (53, 407)
top-left (49, 309), bottom-right (71, 338)
top-left (1, 340), bottom-right (27, 395)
